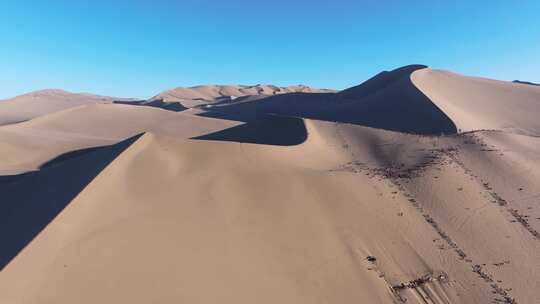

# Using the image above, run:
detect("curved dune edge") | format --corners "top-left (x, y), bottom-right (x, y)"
top-left (411, 68), bottom-right (540, 136)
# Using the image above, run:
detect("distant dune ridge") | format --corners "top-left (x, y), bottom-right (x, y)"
top-left (1, 65), bottom-right (540, 304)
top-left (0, 89), bottom-right (137, 126)
top-left (150, 84), bottom-right (335, 108)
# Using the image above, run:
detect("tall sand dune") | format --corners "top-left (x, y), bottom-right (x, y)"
top-left (199, 65), bottom-right (457, 135)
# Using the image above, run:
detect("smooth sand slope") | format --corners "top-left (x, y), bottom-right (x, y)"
top-left (1, 65), bottom-right (540, 303)
top-left (3, 120), bottom-right (540, 303)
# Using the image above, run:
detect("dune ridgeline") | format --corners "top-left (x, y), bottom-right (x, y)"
top-left (1, 65), bottom-right (540, 304)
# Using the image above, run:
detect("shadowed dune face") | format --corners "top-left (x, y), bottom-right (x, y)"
top-left (113, 99), bottom-right (188, 112)
top-left (38, 146), bottom-right (111, 170)
top-left (0, 134), bottom-right (142, 270)
top-left (199, 65), bottom-right (457, 135)
top-left (193, 115), bottom-right (308, 146)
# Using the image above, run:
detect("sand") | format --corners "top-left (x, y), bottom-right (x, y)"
top-left (1, 65), bottom-right (539, 303)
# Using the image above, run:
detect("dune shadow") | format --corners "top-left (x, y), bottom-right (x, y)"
top-left (0, 119), bottom-right (30, 127)
top-left (39, 146), bottom-right (109, 169)
top-left (113, 99), bottom-right (187, 112)
top-left (0, 134), bottom-right (142, 270)
top-left (199, 65), bottom-right (457, 135)
top-left (513, 80), bottom-right (540, 87)
top-left (193, 115), bottom-right (307, 146)
top-left (0, 172), bottom-right (34, 185)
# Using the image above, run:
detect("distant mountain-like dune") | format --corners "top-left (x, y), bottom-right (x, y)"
top-left (151, 84), bottom-right (335, 108)
top-left (0, 89), bottom-right (136, 126)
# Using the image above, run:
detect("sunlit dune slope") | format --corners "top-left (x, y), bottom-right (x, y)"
top-left (412, 68), bottom-right (540, 136)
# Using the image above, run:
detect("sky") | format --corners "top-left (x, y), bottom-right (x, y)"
top-left (1, 0), bottom-right (539, 99)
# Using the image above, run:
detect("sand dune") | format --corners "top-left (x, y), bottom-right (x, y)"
top-left (199, 66), bottom-right (540, 137)
top-left (0, 130), bottom-right (483, 303)
top-left (199, 65), bottom-right (457, 135)
top-left (1, 65), bottom-right (540, 303)
top-left (4, 121), bottom-right (538, 303)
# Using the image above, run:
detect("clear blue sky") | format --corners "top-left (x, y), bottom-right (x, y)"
top-left (1, 0), bottom-right (539, 99)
